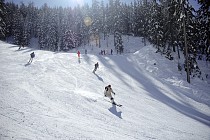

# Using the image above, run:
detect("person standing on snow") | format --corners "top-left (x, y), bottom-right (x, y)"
top-left (104, 85), bottom-right (116, 104)
top-left (77, 50), bottom-right (80, 58)
top-left (93, 62), bottom-right (99, 73)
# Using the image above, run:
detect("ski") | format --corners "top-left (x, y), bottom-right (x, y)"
top-left (104, 98), bottom-right (122, 107)
top-left (107, 100), bottom-right (122, 107)
top-left (113, 102), bottom-right (122, 107)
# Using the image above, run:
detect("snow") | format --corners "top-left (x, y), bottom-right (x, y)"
top-left (0, 35), bottom-right (210, 140)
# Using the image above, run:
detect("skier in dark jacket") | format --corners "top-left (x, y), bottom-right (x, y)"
top-left (28, 52), bottom-right (35, 64)
top-left (93, 62), bottom-right (99, 73)
top-left (111, 49), bottom-right (113, 55)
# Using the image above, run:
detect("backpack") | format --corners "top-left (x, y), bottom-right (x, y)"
top-left (31, 52), bottom-right (35, 58)
top-left (105, 86), bottom-right (108, 91)
top-left (95, 63), bottom-right (98, 68)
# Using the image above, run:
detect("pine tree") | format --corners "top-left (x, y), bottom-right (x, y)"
top-left (63, 30), bottom-right (79, 51)
top-left (0, 0), bottom-right (6, 40)
top-left (21, 3), bottom-right (31, 47)
top-left (48, 10), bottom-right (59, 51)
top-left (106, 0), bottom-right (114, 34)
top-left (114, 31), bottom-right (123, 54)
top-left (13, 8), bottom-right (23, 45)
top-left (89, 0), bottom-right (101, 47)
top-left (148, 1), bottom-right (164, 52)
top-left (196, 0), bottom-right (210, 60)
top-left (27, 2), bottom-right (38, 38)
top-left (37, 4), bottom-right (50, 50)
top-left (4, 2), bottom-right (14, 38)
top-left (132, 0), bottom-right (140, 36)
top-left (141, 1), bottom-right (150, 46)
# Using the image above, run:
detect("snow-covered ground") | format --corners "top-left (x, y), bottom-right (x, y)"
top-left (0, 36), bottom-right (210, 140)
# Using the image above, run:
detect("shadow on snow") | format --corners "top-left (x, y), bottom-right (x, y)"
top-left (108, 105), bottom-right (122, 119)
top-left (98, 52), bottom-right (210, 126)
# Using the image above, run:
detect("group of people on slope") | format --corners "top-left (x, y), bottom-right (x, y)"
top-left (25, 50), bottom-right (117, 105)
top-left (100, 49), bottom-right (113, 55)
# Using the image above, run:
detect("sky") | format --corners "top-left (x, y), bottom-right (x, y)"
top-left (0, 34), bottom-right (209, 139)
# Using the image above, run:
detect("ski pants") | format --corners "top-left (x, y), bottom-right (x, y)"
top-left (105, 95), bottom-right (114, 104)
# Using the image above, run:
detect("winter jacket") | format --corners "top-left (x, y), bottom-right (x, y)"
top-left (104, 86), bottom-right (115, 98)
top-left (77, 51), bottom-right (80, 57)
top-left (95, 63), bottom-right (99, 69)
top-left (30, 52), bottom-right (35, 58)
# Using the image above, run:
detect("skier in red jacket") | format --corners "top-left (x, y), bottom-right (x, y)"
top-left (77, 51), bottom-right (80, 58)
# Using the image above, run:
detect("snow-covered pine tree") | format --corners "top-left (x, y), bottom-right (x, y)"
top-left (90, 0), bottom-right (101, 47)
top-left (148, 1), bottom-right (164, 53)
top-left (106, 0), bottom-right (114, 34)
top-left (48, 9), bottom-right (59, 51)
top-left (21, 22), bottom-right (30, 47)
top-left (132, 0), bottom-right (140, 36)
top-left (196, 1), bottom-right (210, 62)
top-left (20, 3), bottom-right (32, 47)
top-left (12, 8), bottom-right (23, 46)
top-left (113, 0), bottom-right (123, 33)
top-left (37, 3), bottom-right (50, 50)
top-left (0, 0), bottom-right (6, 40)
top-left (99, 0), bottom-right (106, 40)
top-left (183, 1), bottom-right (203, 79)
top-left (114, 31), bottom-right (123, 54)
top-left (122, 3), bottom-right (131, 35)
top-left (4, 2), bottom-right (15, 39)
top-left (63, 30), bottom-right (80, 51)
top-left (27, 2), bottom-right (38, 38)
top-left (140, 1), bottom-right (150, 46)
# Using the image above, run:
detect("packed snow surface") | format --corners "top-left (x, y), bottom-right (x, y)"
top-left (0, 36), bottom-right (210, 140)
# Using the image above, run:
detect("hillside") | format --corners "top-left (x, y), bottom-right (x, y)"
top-left (0, 36), bottom-right (210, 140)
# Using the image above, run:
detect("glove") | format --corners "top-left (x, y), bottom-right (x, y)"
top-left (113, 92), bottom-right (115, 95)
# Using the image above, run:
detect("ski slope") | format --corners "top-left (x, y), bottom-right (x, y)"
top-left (0, 36), bottom-right (210, 140)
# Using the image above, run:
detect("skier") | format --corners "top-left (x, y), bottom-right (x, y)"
top-left (104, 85), bottom-right (116, 105)
top-left (77, 50), bottom-right (80, 58)
top-left (111, 49), bottom-right (113, 55)
top-left (93, 62), bottom-right (99, 73)
top-left (28, 52), bottom-right (35, 64)
top-left (18, 44), bottom-right (24, 50)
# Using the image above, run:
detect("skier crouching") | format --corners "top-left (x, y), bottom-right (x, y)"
top-left (104, 85), bottom-right (116, 105)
